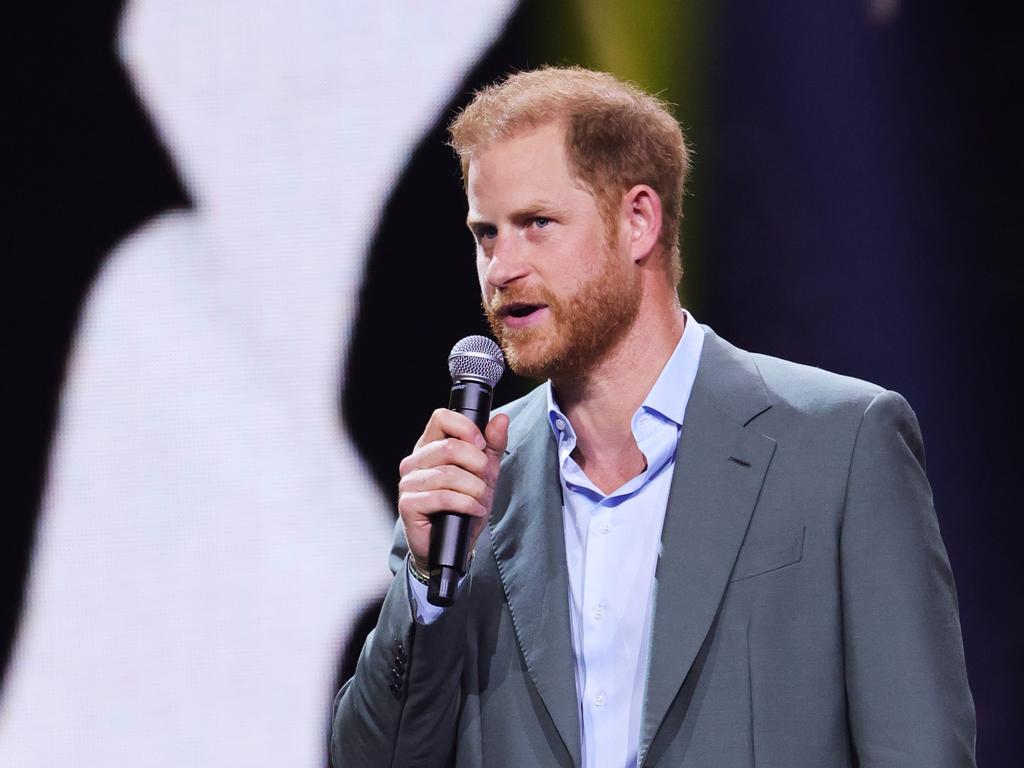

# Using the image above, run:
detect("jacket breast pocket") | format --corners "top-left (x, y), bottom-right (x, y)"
top-left (729, 525), bottom-right (805, 582)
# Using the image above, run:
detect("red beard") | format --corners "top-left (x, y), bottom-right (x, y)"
top-left (484, 248), bottom-right (641, 380)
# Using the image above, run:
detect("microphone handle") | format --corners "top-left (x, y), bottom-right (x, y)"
top-left (427, 378), bottom-right (493, 606)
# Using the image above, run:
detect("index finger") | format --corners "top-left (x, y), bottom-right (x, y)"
top-left (415, 407), bottom-right (487, 451)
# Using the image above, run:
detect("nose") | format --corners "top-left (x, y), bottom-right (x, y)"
top-left (483, 232), bottom-right (529, 290)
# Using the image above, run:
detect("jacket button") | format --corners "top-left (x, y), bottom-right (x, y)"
top-left (388, 681), bottom-right (401, 699)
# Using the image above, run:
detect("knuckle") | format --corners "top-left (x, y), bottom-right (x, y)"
top-left (403, 492), bottom-right (433, 518)
top-left (441, 489), bottom-right (463, 509)
top-left (443, 438), bottom-right (462, 463)
top-left (470, 477), bottom-right (488, 502)
top-left (461, 492), bottom-right (484, 516)
top-left (424, 466), bottom-right (448, 490)
top-left (445, 490), bottom-right (475, 515)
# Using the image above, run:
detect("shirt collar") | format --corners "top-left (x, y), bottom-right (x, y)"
top-left (641, 308), bottom-right (704, 426)
top-left (546, 309), bottom-right (705, 437)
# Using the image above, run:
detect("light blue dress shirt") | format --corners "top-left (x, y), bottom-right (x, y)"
top-left (408, 311), bottom-right (705, 768)
top-left (547, 311), bottom-right (703, 768)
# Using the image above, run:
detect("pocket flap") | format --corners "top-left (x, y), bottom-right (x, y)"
top-left (729, 525), bottom-right (805, 582)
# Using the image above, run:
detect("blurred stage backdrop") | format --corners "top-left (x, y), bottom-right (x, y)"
top-left (6, 1), bottom-right (1021, 765)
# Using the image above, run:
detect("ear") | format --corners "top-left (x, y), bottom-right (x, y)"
top-left (620, 185), bottom-right (662, 264)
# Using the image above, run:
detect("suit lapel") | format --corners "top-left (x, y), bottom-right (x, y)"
top-left (489, 391), bottom-right (582, 768)
top-left (639, 328), bottom-right (777, 764)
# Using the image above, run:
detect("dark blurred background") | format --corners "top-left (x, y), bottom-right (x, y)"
top-left (9, 1), bottom-right (1021, 765)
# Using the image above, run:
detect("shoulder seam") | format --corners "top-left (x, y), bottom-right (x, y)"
top-left (838, 389), bottom-right (894, 531)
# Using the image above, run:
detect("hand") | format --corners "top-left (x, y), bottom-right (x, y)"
top-left (398, 409), bottom-right (510, 573)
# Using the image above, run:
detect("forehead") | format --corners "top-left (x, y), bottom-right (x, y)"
top-left (466, 123), bottom-right (587, 212)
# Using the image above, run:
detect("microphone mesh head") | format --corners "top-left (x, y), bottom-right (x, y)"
top-left (448, 335), bottom-right (505, 386)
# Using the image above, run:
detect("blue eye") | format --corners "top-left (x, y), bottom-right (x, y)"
top-left (533, 217), bottom-right (551, 228)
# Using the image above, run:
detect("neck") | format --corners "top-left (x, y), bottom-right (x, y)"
top-left (552, 290), bottom-right (685, 491)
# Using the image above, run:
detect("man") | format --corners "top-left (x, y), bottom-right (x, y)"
top-left (332, 67), bottom-right (975, 767)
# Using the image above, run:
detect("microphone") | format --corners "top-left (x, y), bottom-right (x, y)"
top-left (427, 335), bottom-right (505, 606)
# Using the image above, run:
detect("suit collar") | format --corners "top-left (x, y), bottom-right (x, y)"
top-left (690, 324), bottom-right (773, 427)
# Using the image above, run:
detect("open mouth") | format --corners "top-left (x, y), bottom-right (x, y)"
top-left (504, 303), bottom-right (546, 318)
top-left (498, 302), bottom-right (549, 327)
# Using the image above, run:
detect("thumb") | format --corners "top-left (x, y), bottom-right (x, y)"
top-left (484, 413), bottom-right (510, 458)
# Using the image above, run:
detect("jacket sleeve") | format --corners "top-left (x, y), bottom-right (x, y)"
top-left (840, 390), bottom-right (976, 766)
top-left (331, 520), bottom-right (472, 768)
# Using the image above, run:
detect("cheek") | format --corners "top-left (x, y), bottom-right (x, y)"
top-left (476, 260), bottom-right (491, 299)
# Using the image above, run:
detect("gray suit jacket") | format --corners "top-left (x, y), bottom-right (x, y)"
top-left (332, 326), bottom-right (975, 767)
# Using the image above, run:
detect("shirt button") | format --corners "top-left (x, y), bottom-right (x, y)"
top-left (555, 418), bottom-right (566, 431)
top-left (593, 691), bottom-right (607, 707)
top-left (592, 605), bottom-right (604, 621)
top-left (599, 522), bottom-right (611, 535)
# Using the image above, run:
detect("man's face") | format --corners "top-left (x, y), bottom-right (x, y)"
top-left (466, 122), bottom-right (641, 379)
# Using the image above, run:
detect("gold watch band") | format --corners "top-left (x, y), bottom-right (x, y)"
top-left (407, 553), bottom-right (431, 585)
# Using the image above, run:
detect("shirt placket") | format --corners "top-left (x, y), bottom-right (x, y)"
top-left (581, 496), bottom-right (629, 767)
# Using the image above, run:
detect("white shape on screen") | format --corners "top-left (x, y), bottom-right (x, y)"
top-left (0, 1), bottom-right (516, 766)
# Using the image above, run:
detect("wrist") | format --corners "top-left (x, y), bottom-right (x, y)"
top-left (407, 553), bottom-right (431, 585)
top-left (406, 550), bottom-right (476, 587)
